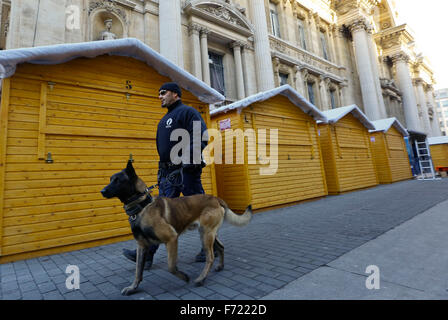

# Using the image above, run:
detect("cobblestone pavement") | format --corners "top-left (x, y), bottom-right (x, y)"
top-left (1, 179), bottom-right (447, 300)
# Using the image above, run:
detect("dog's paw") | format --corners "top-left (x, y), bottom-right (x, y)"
top-left (194, 279), bottom-right (205, 287)
top-left (121, 286), bottom-right (137, 296)
top-left (215, 265), bottom-right (224, 272)
top-left (179, 271), bottom-right (190, 283)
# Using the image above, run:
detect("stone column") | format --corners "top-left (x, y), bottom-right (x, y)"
top-left (241, 44), bottom-right (255, 96)
top-left (426, 85), bottom-right (442, 136)
top-left (366, 29), bottom-right (387, 119)
top-left (294, 66), bottom-right (305, 95)
top-left (334, 26), bottom-right (347, 67)
top-left (188, 23), bottom-right (203, 80)
top-left (250, 0), bottom-right (275, 91)
top-left (308, 11), bottom-right (319, 55)
top-left (302, 68), bottom-right (311, 100)
top-left (414, 79), bottom-right (431, 135)
top-left (392, 53), bottom-right (421, 132)
top-left (319, 76), bottom-right (330, 110)
top-left (277, 1), bottom-right (290, 42)
top-left (328, 24), bottom-right (339, 65)
top-left (335, 86), bottom-right (342, 108)
top-left (231, 41), bottom-right (246, 100)
top-left (273, 57), bottom-right (280, 87)
top-left (350, 19), bottom-right (382, 121)
top-left (200, 28), bottom-right (211, 86)
top-left (339, 81), bottom-right (348, 106)
top-left (159, 0), bottom-right (183, 68)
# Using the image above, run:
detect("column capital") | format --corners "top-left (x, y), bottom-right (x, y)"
top-left (188, 23), bottom-right (202, 36)
top-left (329, 23), bottom-right (338, 33)
top-left (339, 79), bottom-right (349, 88)
top-left (293, 65), bottom-right (301, 81)
top-left (200, 27), bottom-right (210, 36)
top-left (348, 18), bottom-right (371, 33)
top-left (425, 84), bottom-right (434, 92)
top-left (230, 41), bottom-right (246, 49)
top-left (390, 52), bottom-right (410, 64)
top-left (319, 75), bottom-right (331, 87)
top-left (273, 57), bottom-right (281, 74)
top-left (301, 68), bottom-right (309, 81)
top-left (412, 78), bottom-right (424, 87)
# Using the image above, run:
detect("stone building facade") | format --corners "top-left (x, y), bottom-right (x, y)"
top-left (0, 0), bottom-right (442, 136)
top-left (435, 89), bottom-right (448, 136)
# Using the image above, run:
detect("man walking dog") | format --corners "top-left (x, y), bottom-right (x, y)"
top-left (122, 82), bottom-right (210, 268)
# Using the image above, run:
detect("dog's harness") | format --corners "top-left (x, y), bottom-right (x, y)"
top-left (123, 184), bottom-right (158, 221)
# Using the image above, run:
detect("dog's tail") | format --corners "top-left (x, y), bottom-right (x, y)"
top-left (218, 198), bottom-right (252, 227)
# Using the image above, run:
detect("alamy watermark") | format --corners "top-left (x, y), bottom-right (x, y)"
top-left (365, 265), bottom-right (380, 290)
top-left (65, 265), bottom-right (80, 290)
top-left (66, 5), bottom-right (80, 31)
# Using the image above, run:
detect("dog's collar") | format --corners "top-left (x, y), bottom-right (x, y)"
top-left (123, 192), bottom-right (153, 219)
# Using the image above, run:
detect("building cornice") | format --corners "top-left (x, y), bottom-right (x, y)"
top-left (374, 24), bottom-right (415, 57)
top-left (183, 0), bottom-right (254, 37)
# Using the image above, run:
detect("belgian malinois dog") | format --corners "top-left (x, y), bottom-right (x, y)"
top-left (101, 161), bottom-right (252, 295)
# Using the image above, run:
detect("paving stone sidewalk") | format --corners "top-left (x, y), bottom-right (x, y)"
top-left (1, 179), bottom-right (447, 300)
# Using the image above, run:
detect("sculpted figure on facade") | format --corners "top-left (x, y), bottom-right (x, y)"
top-left (99, 19), bottom-right (117, 40)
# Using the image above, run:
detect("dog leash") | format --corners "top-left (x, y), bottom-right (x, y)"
top-left (145, 183), bottom-right (159, 194)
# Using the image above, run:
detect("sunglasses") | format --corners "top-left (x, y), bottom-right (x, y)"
top-left (158, 90), bottom-right (168, 96)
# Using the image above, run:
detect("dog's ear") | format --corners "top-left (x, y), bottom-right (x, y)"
top-left (126, 160), bottom-right (137, 181)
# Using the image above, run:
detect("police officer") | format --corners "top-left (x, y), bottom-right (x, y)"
top-left (122, 82), bottom-right (209, 269)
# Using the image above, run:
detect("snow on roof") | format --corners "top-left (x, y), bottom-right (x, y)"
top-left (370, 117), bottom-right (409, 136)
top-left (428, 136), bottom-right (448, 145)
top-left (318, 105), bottom-right (376, 130)
top-left (0, 38), bottom-right (225, 104)
top-left (407, 129), bottom-right (427, 137)
top-left (210, 85), bottom-right (327, 122)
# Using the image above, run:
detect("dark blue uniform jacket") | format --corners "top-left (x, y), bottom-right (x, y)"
top-left (156, 100), bottom-right (208, 165)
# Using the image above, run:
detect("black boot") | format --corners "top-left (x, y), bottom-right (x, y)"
top-left (122, 248), bottom-right (155, 270)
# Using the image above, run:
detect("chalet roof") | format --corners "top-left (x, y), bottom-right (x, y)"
top-left (210, 85), bottom-right (327, 122)
top-left (370, 117), bottom-right (409, 136)
top-left (0, 38), bottom-right (224, 104)
top-left (319, 105), bottom-right (376, 130)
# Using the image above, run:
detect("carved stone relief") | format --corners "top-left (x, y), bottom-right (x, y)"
top-left (201, 5), bottom-right (243, 28)
top-left (184, 1), bottom-right (253, 35)
top-left (88, 0), bottom-right (128, 23)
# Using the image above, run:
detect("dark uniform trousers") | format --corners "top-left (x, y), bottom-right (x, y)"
top-left (147, 164), bottom-right (205, 254)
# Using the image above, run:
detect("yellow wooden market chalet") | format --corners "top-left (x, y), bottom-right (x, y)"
top-left (0, 38), bottom-right (224, 263)
top-left (210, 85), bottom-right (328, 212)
top-left (428, 136), bottom-right (448, 173)
top-left (369, 118), bottom-right (412, 184)
top-left (318, 105), bottom-right (378, 195)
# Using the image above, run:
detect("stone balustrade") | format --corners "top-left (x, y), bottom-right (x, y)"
top-left (269, 35), bottom-right (344, 82)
